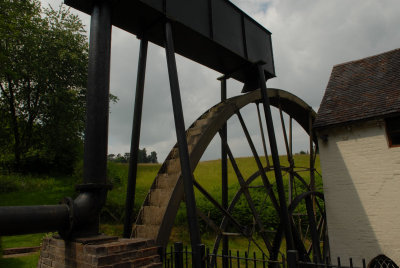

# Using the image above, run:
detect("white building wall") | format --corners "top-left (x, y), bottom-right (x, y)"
top-left (317, 119), bottom-right (400, 267)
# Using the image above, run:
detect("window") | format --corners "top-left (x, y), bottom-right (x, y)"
top-left (369, 255), bottom-right (398, 268)
top-left (385, 116), bottom-right (400, 147)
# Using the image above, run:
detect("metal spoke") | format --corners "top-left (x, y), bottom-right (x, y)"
top-left (196, 209), bottom-right (223, 235)
top-left (309, 113), bottom-right (315, 192)
top-left (192, 179), bottom-right (247, 235)
top-left (236, 111), bottom-right (280, 212)
top-left (291, 218), bottom-right (311, 262)
top-left (256, 103), bottom-right (270, 168)
top-left (305, 195), bottom-right (322, 263)
top-left (278, 102), bottom-right (295, 203)
top-left (307, 217), bottom-right (325, 256)
top-left (322, 218), bottom-right (330, 261)
top-left (289, 116), bottom-right (293, 157)
top-left (278, 103), bottom-right (292, 163)
top-left (219, 132), bottom-right (273, 252)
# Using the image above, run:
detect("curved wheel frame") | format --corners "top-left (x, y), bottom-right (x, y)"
top-left (133, 88), bottom-right (326, 261)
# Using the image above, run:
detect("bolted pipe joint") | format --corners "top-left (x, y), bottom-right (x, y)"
top-left (59, 183), bottom-right (112, 239)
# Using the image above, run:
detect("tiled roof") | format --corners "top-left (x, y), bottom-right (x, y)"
top-left (314, 48), bottom-right (400, 129)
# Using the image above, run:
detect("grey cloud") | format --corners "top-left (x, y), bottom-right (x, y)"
top-left (41, 0), bottom-right (400, 163)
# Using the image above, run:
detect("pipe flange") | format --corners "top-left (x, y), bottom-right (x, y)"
top-left (58, 197), bottom-right (75, 239)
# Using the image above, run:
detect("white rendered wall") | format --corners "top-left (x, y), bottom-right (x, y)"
top-left (317, 119), bottom-right (400, 267)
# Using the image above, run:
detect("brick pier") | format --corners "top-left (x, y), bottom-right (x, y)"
top-left (37, 235), bottom-right (162, 268)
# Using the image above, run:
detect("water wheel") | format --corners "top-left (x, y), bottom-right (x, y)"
top-left (132, 88), bottom-right (328, 262)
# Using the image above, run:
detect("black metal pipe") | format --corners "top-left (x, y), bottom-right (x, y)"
top-left (165, 22), bottom-right (201, 268)
top-left (83, 0), bottom-right (112, 185)
top-left (0, 1), bottom-right (113, 238)
top-left (257, 64), bottom-right (294, 250)
top-left (68, 0), bottom-right (113, 237)
top-left (123, 39), bottom-right (148, 238)
top-left (0, 205), bottom-right (69, 236)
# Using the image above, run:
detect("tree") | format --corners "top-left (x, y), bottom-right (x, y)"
top-left (149, 151), bottom-right (158, 163)
top-left (138, 148), bottom-right (147, 163)
top-left (0, 0), bottom-right (88, 173)
top-left (108, 149), bottom-right (158, 164)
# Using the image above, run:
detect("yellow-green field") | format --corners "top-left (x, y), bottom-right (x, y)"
top-left (0, 154), bottom-right (321, 267)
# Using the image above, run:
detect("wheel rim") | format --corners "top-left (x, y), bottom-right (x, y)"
top-left (132, 88), bottom-right (327, 262)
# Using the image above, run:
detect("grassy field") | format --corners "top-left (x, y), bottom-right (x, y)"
top-left (0, 154), bottom-right (321, 266)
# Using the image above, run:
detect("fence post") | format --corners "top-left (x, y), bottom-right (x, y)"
top-left (287, 250), bottom-right (298, 268)
top-left (175, 242), bottom-right (183, 268)
top-left (198, 244), bottom-right (206, 268)
top-left (158, 246), bottom-right (164, 265)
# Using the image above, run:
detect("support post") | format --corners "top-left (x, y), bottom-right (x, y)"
top-left (164, 22), bottom-right (201, 268)
top-left (123, 39), bottom-right (149, 238)
top-left (257, 64), bottom-right (294, 250)
top-left (219, 77), bottom-right (229, 268)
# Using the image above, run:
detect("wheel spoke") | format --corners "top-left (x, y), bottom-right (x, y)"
top-left (309, 114), bottom-right (316, 192)
top-left (292, 172), bottom-right (312, 190)
top-left (322, 219), bottom-right (330, 261)
top-left (196, 208), bottom-right (222, 235)
top-left (256, 103), bottom-right (270, 168)
top-left (291, 218), bottom-right (310, 262)
top-left (193, 175), bottom-right (272, 257)
top-left (305, 195), bottom-right (322, 262)
top-left (236, 111), bottom-right (280, 212)
top-left (133, 88), bottom-right (325, 259)
top-left (278, 101), bottom-right (293, 164)
top-left (192, 178), bottom-right (246, 234)
top-left (219, 134), bottom-right (273, 252)
top-left (278, 102), bottom-right (295, 203)
top-left (289, 116), bottom-right (293, 157)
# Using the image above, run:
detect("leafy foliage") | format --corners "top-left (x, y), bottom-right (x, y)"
top-left (0, 0), bottom-right (88, 173)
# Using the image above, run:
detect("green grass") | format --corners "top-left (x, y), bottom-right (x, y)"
top-left (2, 234), bottom-right (48, 249)
top-left (0, 174), bottom-right (76, 206)
top-left (0, 155), bottom-right (322, 266)
top-left (0, 252), bottom-right (40, 267)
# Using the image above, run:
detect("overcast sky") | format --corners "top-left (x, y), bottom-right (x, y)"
top-left (42, 0), bottom-right (400, 163)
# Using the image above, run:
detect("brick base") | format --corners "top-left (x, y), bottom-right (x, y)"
top-left (37, 235), bottom-right (162, 268)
